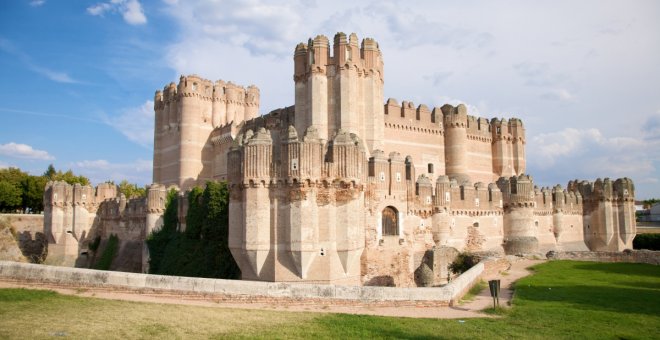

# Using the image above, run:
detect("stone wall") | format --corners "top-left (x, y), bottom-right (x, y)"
top-left (0, 260), bottom-right (499, 306)
top-left (546, 250), bottom-right (659, 265)
top-left (0, 214), bottom-right (46, 263)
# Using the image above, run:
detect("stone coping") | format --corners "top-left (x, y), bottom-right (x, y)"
top-left (0, 261), bottom-right (486, 305)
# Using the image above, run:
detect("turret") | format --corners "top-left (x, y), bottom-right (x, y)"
top-left (442, 104), bottom-right (469, 183)
top-left (501, 174), bottom-right (539, 254)
top-left (293, 32), bottom-right (384, 151)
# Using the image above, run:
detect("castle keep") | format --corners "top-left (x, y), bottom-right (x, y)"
top-left (44, 32), bottom-right (636, 286)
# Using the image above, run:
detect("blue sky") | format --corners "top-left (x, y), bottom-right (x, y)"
top-left (0, 0), bottom-right (659, 199)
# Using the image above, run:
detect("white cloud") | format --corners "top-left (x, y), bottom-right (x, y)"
top-left (540, 88), bottom-right (575, 102)
top-left (30, 0), bottom-right (45, 7)
top-left (0, 142), bottom-right (55, 161)
top-left (157, 0), bottom-right (660, 197)
top-left (72, 159), bottom-right (152, 185)
top-left (102, 100), bottom-right (154, 147)
top-left (87, 0), bottom-right (147, 25)
top-left (527, 127), bottom-right (659, 196)
top-left (0, 38), bottom-right (79, 84)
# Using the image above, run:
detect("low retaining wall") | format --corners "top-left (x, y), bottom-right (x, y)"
top-left (0, 260), bottom-right (494, 306)
top-left (546, 250), bottom-right (660, 265)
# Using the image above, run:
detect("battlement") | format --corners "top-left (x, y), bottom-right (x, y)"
top-left (383, 98), bottom-right (443, 134)
top-left (293, 32), bottom-right (384, 82)
top-left (570, 177), bottom-right (635, 202)
top-left (153, 75), bottom-right (260, 131)
top-left (490, 118), bottom-right (525, 142)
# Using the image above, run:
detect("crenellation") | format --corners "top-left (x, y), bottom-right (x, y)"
top-left (43, 30), bottom-right (630, 284)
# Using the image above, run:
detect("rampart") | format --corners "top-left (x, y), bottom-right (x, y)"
top-left (0, 259), bottom-right (504, 306)
top-left (0, 214), bottom-right (46, 263)
top-left (546, 250), bottom-right (659, 265)
top-left (42, 181), bottom-right (170, 271)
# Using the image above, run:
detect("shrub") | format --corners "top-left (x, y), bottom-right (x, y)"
top-left (449, 252), bottom-right (478, 275)
top-left (633, 233), bottom-right (660, 251)
top-left (449, 252), bottom-right (479, 275)
top-left (146, 182), bottom-right (240, 279)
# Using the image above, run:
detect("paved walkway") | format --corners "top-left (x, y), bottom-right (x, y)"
top-left (0, 259), bottom-right (544, 319)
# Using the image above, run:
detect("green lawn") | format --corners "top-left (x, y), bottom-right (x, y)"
top-left (1, 261), bottom-right (658, 339)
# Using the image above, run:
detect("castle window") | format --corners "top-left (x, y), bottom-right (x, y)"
top-left (428, 163), bottom-right (434, 174)
top-left (426, 196), bottom-right (431, 204)
top-left (192, 83), bottom-right (197, 91)
top-left (445, 192), bottom-right (450, 202)
top-left (382, 206), bottom-right (399, 236)
top-left (346, 46), bottom-right (351, 61)
top-left (405, 163), bottom-right (412, 180)
top-left (475, 198), bottom-right (480, 207)
top-left (396, 172), bottom-right (401, 182)
top-left (291, 158), bottom-right (298, 171)
top-left (379, 171), bottom-right (385, 181)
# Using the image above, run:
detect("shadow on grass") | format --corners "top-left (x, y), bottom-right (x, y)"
top-left (571, 262), bottom-right (660, 278)
top-left (516, 284), bottom-right (660, 316)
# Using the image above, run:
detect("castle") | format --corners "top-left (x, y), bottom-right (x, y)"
top-left (44, 32), bottom-right (636, 286)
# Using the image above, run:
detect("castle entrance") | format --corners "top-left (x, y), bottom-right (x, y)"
top-left (382, 206), bottom-right (399, 236)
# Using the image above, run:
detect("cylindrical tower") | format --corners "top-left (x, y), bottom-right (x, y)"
top-left (244, 85), bottom-right (260, 121)
top-left (502, 174), bottom-right (539, 254)
top-left (442, 104), bottom-right (469, 183)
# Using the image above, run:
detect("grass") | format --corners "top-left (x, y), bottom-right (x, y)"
top-left (459, 279), bottom-right (486, 304)
top-left (0, 261), bottom-right (659, 339)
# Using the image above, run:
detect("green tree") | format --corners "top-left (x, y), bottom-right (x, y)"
top-left (643, 198), bottom-right (659, 209)
top-left (52, 169), bottom-right (89, 186)
top-left (146, 189), bottom-right (179, 274)
top-left (20, 175), bottom-right (47, 212)
top-left (43, 164), bottom-right (56, 180)
top-left (117, 180), bottom-right (146, 199)
top-left (146, 181), bottom-right (240, 279)
top-left (184, 186), bottom-right (204, 239)
top-left (0, 168), bottom-right (27, 212)
top-left (0, 181), bottom-right (23, 212)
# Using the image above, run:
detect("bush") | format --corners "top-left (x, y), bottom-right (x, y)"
top-left (449, 252), bottom-right (478, 275)
top-left (633, 233), bottom-right (660, 251)
top-left (146, 182), bottom-right (240, 279)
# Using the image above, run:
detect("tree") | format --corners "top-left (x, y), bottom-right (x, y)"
top-left (0, 181), bottom-right (23, 212)
top-left (43, 164), bottom-right (56, 180)
top-left (643, 199), bottom-right (660, 209)
top-left (146, 181), bottom-right (240, 279)
top-left (117, 180), bottom-right (146, 199)
top-left (0, 168), bottom-right (27, 212)
top-left (51, 169), bottom-right (89, 186)
top-left (20, 175), bottom-right (47, 212)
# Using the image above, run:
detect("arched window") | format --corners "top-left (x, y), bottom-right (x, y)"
top-left (382, 206), bottom-right (399, 236)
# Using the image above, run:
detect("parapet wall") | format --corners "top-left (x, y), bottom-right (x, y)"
top-left (42, 181), bottom-right (168, 270)
top-left (0, 260), bottom-right (497, 306)
top-left (546, 250), bottom-right (659, 265)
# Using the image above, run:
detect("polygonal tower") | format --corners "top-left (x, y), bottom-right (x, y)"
top-left (293, 32), bottom-right (384, 152)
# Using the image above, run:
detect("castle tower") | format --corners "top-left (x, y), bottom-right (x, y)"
top-left (432, 175), bottom-right (452, 245)
top-left (442, 104), bottom-right (470, 183)
top-left (228, 128), bottom-right (274, 280)
top-left (153, 76), bottom-right (260, 189)
top-left (293, 32), bottom-right (384, 151)
top-left (499, 174), bottom-right (539, 254)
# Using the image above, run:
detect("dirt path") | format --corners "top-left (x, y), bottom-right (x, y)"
top-left (0, 259), bottom-right (543, 319)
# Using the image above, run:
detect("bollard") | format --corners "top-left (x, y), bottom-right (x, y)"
top-left (488, 279), bottom-right (501, 308)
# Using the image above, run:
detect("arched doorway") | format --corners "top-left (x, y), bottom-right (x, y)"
top-left (382, 206), bottom-right (399, 236)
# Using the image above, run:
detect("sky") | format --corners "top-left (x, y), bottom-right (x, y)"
top-left (0, 0), bottom-right (659, 199)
